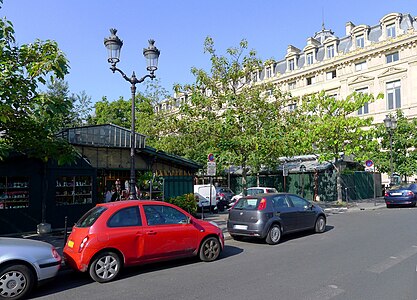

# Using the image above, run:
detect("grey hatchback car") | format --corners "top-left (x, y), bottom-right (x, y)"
top-left (227, 193), bottom-right (326, 245)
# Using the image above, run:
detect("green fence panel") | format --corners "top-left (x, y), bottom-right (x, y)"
top-left (163, 176), bottom-right (193, 199)
top-left (317, 171), bottom-right (337, 202)
top-left (228, 170), bottom-right (380, 203)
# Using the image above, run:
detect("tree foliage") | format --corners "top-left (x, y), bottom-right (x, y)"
top-left (373, 110), bottom-right (417, 181)
top-left (298, 91), bottom-right (382, 199)
top-left (0, 14), bottom-right (76, 163)
top-left (154, 37), bottom-right (295, 192)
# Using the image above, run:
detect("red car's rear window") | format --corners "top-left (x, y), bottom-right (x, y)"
top-left (76, 206), bottom-right (107, 227)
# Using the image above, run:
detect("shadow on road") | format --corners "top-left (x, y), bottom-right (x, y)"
top-left (229, 225), bottom-right (335, 246)
top-left (30, 245), bottom-right (244, 299)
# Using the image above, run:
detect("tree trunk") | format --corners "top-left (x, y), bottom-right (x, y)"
top-left (242, 162), bottom-right (247, 196)
top-left (336, 164), bottom-right (343, 202)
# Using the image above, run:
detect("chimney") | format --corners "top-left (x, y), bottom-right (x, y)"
top-left (345, 21), bottom-right (355, 35)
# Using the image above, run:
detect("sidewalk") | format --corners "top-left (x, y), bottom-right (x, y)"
top-left (15, 198), bottom-right (386, 257)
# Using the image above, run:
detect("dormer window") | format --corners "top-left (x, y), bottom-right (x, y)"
top-left (351, 25), bottom-right (370, 50)
top-left (380, 13), bottom-right (402, 41)
top-left (356, 34), bottom-right (364, 48)
top-left (327, 45), bottom-right (335, 58)
top-left (306, 52), bottom-right (314, 65)
top-left (288, 59), bottom-right (295, 71)
top-left (266, 67), bottom-right (272, 78)
top-left (386, 23), bottom-right (396, 38)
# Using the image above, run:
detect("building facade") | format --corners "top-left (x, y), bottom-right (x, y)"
top-left (157, 12), bottom-right (417, 125)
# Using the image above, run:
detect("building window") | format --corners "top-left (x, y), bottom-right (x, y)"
top-left (288, 59), bottom-right (295, 71)
top-left (266, 67), bottom-right (272, 78)
top-left (288, 81), bottom-right (296, 90)
top-left (356, 87), bottom-right (369, 115)
top-left (356, 34), bottom-right (364, 48)
top-left (355, 61), bottom-right (367, 71)
top-left (326, 70), bottom-right (337, 80)
top-left (386, 52), bottom-right (399, 64)
top-left (288, 103), bottom-right (297, 111)
top-left (306, 52), bottom-right (314, 65)
top-left (266, 89), bottom-right (273, 96)
top-left (386, 80), bottom-right (401, 110)
top-left (306, 76), bottom-right (315, 85)
top-left (386, 23), bottom-right (396, 38)
top-left (327, 45), bottom-right (335, 58)
top-left (252, 72), bottom-right (258, 82)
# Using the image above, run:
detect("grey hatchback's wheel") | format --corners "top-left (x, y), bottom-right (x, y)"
top-left (199, 237), bottom-right (221, 262)
top-left (0, 264), bottom-right (34, 300)
top-left (266, 224), bottom-right (281, 245)
top-left (314, 216), bottom-right (326, 233)
top-left (89, 251), bottom-right (121, 283)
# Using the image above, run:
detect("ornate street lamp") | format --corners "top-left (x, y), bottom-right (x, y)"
top-left (383, 115), bottom-right (397, 186)
top-left (104, 28), bottom-right (160, 199)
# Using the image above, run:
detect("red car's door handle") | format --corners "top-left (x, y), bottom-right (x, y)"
top-left (146, 231), bottom-right (157, 235)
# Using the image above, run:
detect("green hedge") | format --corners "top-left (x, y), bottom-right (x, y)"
top-left (165, 193), bottom-right (197, 215)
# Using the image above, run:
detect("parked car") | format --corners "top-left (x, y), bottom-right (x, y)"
top-left (64, 200), bottom-right (224, 283)
top-left (230, 187), bottom-right (278, 207)
top-left (0, 237), bottom-right (62, 300)
top-left (227, 193), bottom-right (326, 245)
top-left (194, 192), bottom-right (210, 211)
top-left (215, 187), bottom-right (235, 211)
top-left (384, 183), bottom-right (417, 208)
top-left (194, 185), bottom-right (218, 211)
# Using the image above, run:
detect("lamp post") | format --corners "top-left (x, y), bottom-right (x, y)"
top-left (104, 28), bottom-right (160, 200)
top-left (383, 115), bottom-right (397, 186)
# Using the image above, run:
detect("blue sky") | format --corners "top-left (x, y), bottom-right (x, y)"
top-left (1, 0), bottom-right (416, 104)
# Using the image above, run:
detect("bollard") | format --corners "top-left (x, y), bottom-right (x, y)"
top-left (63, 216), bottom-right (68, 247)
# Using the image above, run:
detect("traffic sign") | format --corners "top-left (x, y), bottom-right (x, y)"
top-left (207, 161), bottom-right (216, 176)
top-left (365, 160), bottom-right (374, 168)
top-left (208, 153), bottom-right (215, 162)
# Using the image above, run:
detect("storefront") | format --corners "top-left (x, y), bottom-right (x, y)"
top-left (0, 124), bottom-right (201, 235)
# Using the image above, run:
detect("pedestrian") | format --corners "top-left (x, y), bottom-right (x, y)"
top-left (105, 188), bottom-right (113, 203)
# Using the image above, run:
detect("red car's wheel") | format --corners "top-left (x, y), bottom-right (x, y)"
top-left (199, 237), bottom-right (220, 262)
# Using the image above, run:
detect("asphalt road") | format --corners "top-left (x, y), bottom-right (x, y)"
top-left (30, 207), bottom-right (417, 300)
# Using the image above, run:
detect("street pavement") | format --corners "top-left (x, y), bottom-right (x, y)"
top-left (14, 197), bottom-right (386, 259)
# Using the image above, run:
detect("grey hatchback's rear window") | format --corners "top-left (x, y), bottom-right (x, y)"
top-left (234, 198), bottom-right (260, 210)
top-left (76, 206), bottom-right (107, 227)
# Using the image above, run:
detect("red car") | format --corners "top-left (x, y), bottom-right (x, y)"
top-left (63, 200), bottom-right (224, 283)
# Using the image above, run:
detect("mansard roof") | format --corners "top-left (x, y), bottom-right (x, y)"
top-left (274, 12), bottom-right (416, 75)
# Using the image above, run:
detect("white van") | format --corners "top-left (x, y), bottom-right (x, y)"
top-left (194, 184), bottom-right (218, 211)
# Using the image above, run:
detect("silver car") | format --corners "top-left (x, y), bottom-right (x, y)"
top-left (0, 237), bottom-right (62, 299)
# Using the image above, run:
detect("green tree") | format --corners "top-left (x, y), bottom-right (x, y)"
top-left (373, 110), bottom-right (417, 182)
top-left (88, 80), bottom-right (170, 143)
top-left (299, 91), bottom-right (382, 200)
top-left (155, 37), bottom-right (294, 193)
top-left (42, 79), bottom-right (93, 128)
top-left (0, 14), bottom-right (75, 163)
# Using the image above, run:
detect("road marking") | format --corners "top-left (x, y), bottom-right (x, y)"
top-left (306, 285), bottom-right (345, 300)
top-left (368, 246), bottom-right (417, 274)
